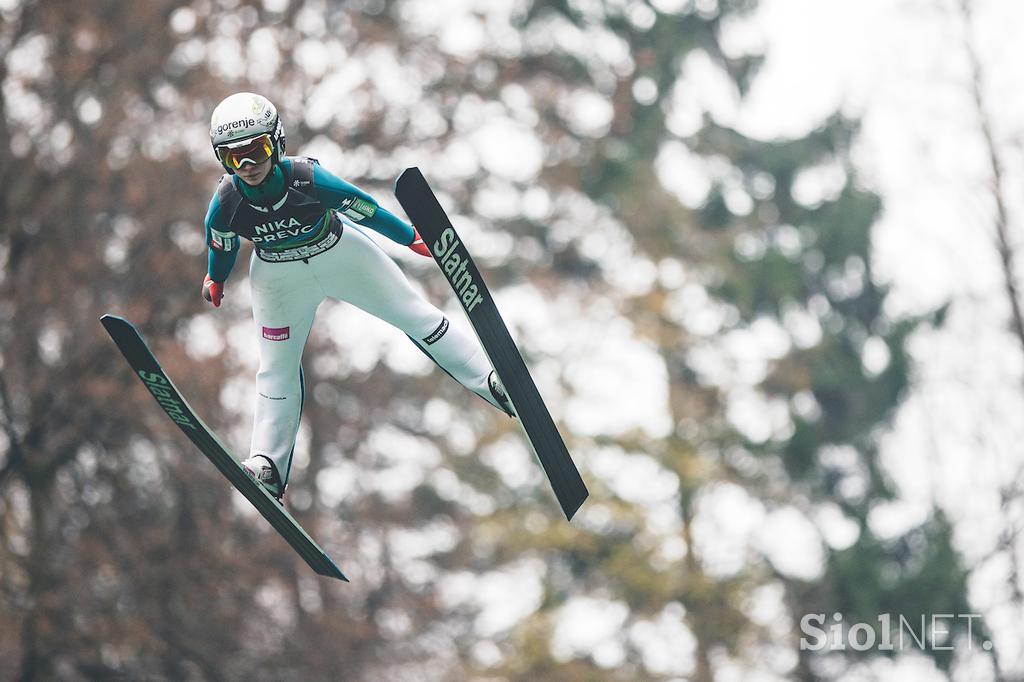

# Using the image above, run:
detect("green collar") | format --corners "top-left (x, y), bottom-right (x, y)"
top-left (237, 164), bottom-right (286, 207)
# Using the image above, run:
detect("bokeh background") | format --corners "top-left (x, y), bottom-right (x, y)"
top-left (2, 0), bottom-right (1022, 680)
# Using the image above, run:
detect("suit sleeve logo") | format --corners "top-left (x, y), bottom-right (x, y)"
top-left (210, 228), bottom-right (238, 251)
top-left (340, 197), bottom-right (377, 221)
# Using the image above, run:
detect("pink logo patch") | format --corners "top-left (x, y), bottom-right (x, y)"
top-left (262, 326), bottom-right (290, 341)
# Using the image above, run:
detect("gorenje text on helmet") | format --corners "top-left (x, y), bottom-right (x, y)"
top-left (214, 118), bottom-right (258, 136)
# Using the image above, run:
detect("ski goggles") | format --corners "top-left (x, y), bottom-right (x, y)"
top-left (216, 134), bottom-right (274, 170)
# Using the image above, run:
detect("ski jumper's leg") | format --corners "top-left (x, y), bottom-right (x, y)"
top-left (248, 256), bottom-right (322, 483)
top-left (315, 224), bottom-right (503, 411)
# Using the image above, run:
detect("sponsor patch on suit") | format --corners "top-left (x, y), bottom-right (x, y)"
top-left (423, 318), bottom-right (449, 345)
top-left (263, 326), bottom-right (290, 341)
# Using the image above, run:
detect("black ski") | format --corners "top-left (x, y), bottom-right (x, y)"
top-left (100, 314), bottom-right (348, 582)
top-left (394, 168), bottom-right (589, 520)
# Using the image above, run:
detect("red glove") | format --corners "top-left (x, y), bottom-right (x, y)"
top-left (202, 274), bottom-right (224, 307)
top-left (409, 227), bottom-right (431, 257)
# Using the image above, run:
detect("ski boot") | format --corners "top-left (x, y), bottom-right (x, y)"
top-left (241, 454), bottom-right (285, 504)
top-left (488, 371), bottom-right (516, 418)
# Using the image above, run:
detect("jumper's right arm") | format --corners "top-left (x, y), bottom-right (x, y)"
top-left (204, 191), bottom-right (240, 282)
top-left (206, 231), bottom-right (239, 281)
top-left (202, 191), bottom-right (240, 306)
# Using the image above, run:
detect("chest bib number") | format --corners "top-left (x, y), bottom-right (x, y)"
top-left (256, 228), bottom-right (341, 262)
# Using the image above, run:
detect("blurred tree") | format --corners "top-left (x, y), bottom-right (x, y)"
top-left (0, 1), bottom-right (282, 678)
top-left (0, 0), bottom-right (455, 679)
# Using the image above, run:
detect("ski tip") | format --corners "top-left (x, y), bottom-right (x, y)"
top-left (395, 166), bottom-right (424, 190)
top-left (99, 313), bottom-right (131, 333)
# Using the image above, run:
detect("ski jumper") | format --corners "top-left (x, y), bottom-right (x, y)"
top-left (204, 157), bottom-right (501, 485)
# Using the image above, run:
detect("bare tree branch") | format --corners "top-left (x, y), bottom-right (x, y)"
top-left (960, 0), bottom-right (1024, 366)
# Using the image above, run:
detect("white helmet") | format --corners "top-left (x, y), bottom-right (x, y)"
top-left (209, 92), bottom-right (286, 174)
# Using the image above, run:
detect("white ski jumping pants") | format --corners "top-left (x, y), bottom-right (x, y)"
top-left (248, 223), bottom-right (496, 483)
